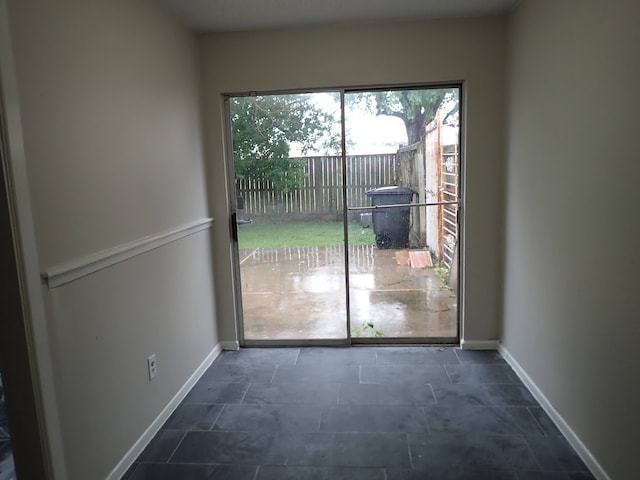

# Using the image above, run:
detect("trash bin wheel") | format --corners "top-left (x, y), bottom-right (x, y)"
top-left (376, 234), bottom-right (391, 249)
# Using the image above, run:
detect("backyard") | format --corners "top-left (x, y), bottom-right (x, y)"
top-left (232, 88), bottom-right (459, 341)
top-left (237, 219), bottom-right (457, 340)
top-left (238, 220), bottom-right (375, 248)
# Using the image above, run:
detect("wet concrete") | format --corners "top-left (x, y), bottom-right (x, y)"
top-left (239, 245), bottom-right (457, 341)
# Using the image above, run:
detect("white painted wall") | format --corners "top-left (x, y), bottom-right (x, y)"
top-left (5, 0), bottom-right (218, 478)
top-left (503, 1), bottom-right (640, 478)
top-left (200, 18), bottom-right (507, 345)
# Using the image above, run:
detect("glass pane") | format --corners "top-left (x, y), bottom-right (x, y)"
top-left (230, 92), bottom-right (348, 340)
top-left (345, 87), bottom-right (460, 340)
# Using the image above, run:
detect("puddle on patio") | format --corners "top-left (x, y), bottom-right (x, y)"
top-left (239, 245), bottom-right (457, 340)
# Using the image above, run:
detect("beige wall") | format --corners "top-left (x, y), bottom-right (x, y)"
top-left (5, 0), bottom-right (218, 478)
top-left (8, 1), bottom-right (636, 478)
top-left (503, 1), bottom-right (640, 478)
top-left (200, 18), bottom-right (507, 344)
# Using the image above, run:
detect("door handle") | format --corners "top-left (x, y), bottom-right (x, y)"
top-left (231, 212), bottom-right (238, 242)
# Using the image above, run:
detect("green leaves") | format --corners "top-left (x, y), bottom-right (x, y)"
top-left (349, 88), bottom-right (458, 144)
top-left (351, 320), bottom-right (384, 337)
top-left (230, 89), bottom-right (459, 192)
top-left (231, 94), bottom-right (339, 193)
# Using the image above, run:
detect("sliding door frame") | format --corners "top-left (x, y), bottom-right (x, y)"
top-left (223, 82), bottom-right (464, 347)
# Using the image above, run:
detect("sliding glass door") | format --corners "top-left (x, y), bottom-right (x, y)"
top-left (227, 86), bottom-right (461, 344)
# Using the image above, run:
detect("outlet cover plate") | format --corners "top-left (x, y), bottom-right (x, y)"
top-left (147, 354), bottom-right (157, 380)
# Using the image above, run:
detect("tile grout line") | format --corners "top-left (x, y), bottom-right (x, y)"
top-left (405, 432), bottom-right (414, 470)
top-left (518, 433), bottom-right (546, 472)
top-left (443, 363), bottom-right (454, 384)
top-left (427, 383), bottom-right (438, 407)
top-left (421, 406), bottom-right (431, 435)
top-left (293, 348), bottom-right (301, 366)
top-left (525, 405), bottom-right (547, 436)
top-left (269, 364), bottom-right (279, 384)
top-left (164, 431), bottom-right (188, 464)
top-left (240, 382), bottom-right (251, 404)
top-left (209, 404), bottom-right (226, 431)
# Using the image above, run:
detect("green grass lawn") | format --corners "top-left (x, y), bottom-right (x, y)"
top-left (238, 221), bottom-right (375, 249)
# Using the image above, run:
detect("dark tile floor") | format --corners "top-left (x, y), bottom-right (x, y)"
top-left (124, 347), bottom-right (594, 480)
top-left (0, 373), bottom-right (16, 480)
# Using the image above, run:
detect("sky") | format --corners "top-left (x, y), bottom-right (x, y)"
top-left (289, 92), bottom-right (408, 156)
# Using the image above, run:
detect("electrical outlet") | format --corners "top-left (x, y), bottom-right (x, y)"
top-left (147, 354), bottom-right (157, 380)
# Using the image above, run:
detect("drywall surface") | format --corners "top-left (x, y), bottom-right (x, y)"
top-left (48, 232), bottom-right (217, 479)
top-left (6, 0), bottom-right (217, 478)
top-left (503, 1), bottom-right (640, 478)
top-left (200, 17), bottom-right (507, 344)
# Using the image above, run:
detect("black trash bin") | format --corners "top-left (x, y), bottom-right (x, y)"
top-left (365, 186), bottom-right (416, 249)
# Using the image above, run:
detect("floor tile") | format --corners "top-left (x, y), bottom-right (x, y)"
top-left (375, 346), bottom-right (459, 365)
top-left (273, 364), bottom-right (360, 384)
top-left (528, 406), bottom-right (562, 435)
top-left (120, 462), bottom-right (138, 480)
top-left (484, 384), bottom-right (537, 405)
top-left (136, 429), bottom-right (184, 462)
top-left (169, 431), bottom-right (289, 465)
top-left (424, 405), bottom-right (543, 435)
top-left (516, 473), bottom-right (577, 480)
top-left (361, 364), bottom-right (450, 384)
top-left (445, 364), bottom-right (521, 384)
top-left (257, 465), bottom-right (386, 480)
top-left (567, 473), bottom-right (597, 480)
top-left (338, 383), bottom-right (436, 406)
top-left (201, 363), bottom-right (277, 383)
top-left (217, 348), bottom-right (300, 365)
top-left (127, 347), bottom-right (595, 479)
top-left (433, 383), bottom-right (537, 407)
top-left (128, 463), bottom-right (257, 480)
top-left (296, 347), bottom-right (376, 366)
top-left (288, 432), bottom-right (411, 468)
top-left (523, 435), bottom-right (591, 473)
top-left (320, 405), bottom-right (428, 433)
top-left (431, 383), bottom-right (488, 407)
top-left (0, 376), bottom-right (15, 480)
top-left (244, 381), bottom-right (340, 405)
top-left (214, 404), bottom-right (323, 432)
top-left (162, 403), bottom-right (223, 430)
top-left (0, 442), bottom-right (15, 480)
top-left (517, 472), bottom-right (596, 480)
top-left (408, 433), bottom-right (540, 471)
top-left (454, 349), bottom-right (507, 364)
top-left (182, 382), bottom-right (249, 404)
top-left (387, 467), bottom-right (518, 479)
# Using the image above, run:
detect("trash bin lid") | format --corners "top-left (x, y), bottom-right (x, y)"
top-left (365, 186), bottom-right (416, 196)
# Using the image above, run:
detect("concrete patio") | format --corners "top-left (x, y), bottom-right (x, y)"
top-left (238, 245), bottom-right (457, 341)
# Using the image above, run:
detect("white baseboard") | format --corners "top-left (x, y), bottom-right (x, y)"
top-left (460, 339), bottom-right (499, 350)
top-left (498, 344), bottom-right (609, 480)
top-left (220, 340), bottom-right (240, 351)
top-left (106, 343), bottom-right (222, 480)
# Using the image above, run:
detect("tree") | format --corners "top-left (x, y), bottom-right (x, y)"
top-left (230, 94), bottom-right (339, 193)
top-left (351, 88), bottom-right (458, 145)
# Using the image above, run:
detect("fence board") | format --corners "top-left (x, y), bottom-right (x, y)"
top-left (439, 144), bottom-right (459, 268)
top-left (237, 154), bottom-right (397, 219)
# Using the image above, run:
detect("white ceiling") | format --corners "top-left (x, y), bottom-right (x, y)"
top-left (158, 0), bottom-right (522, 32)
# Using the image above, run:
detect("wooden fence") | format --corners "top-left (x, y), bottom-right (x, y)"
top-left (237, 154), bottom-right (398, 220)
top-left (400, 113), bottom-right (459, 268)
top-left (440, 143), bottom-right (459, 268)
